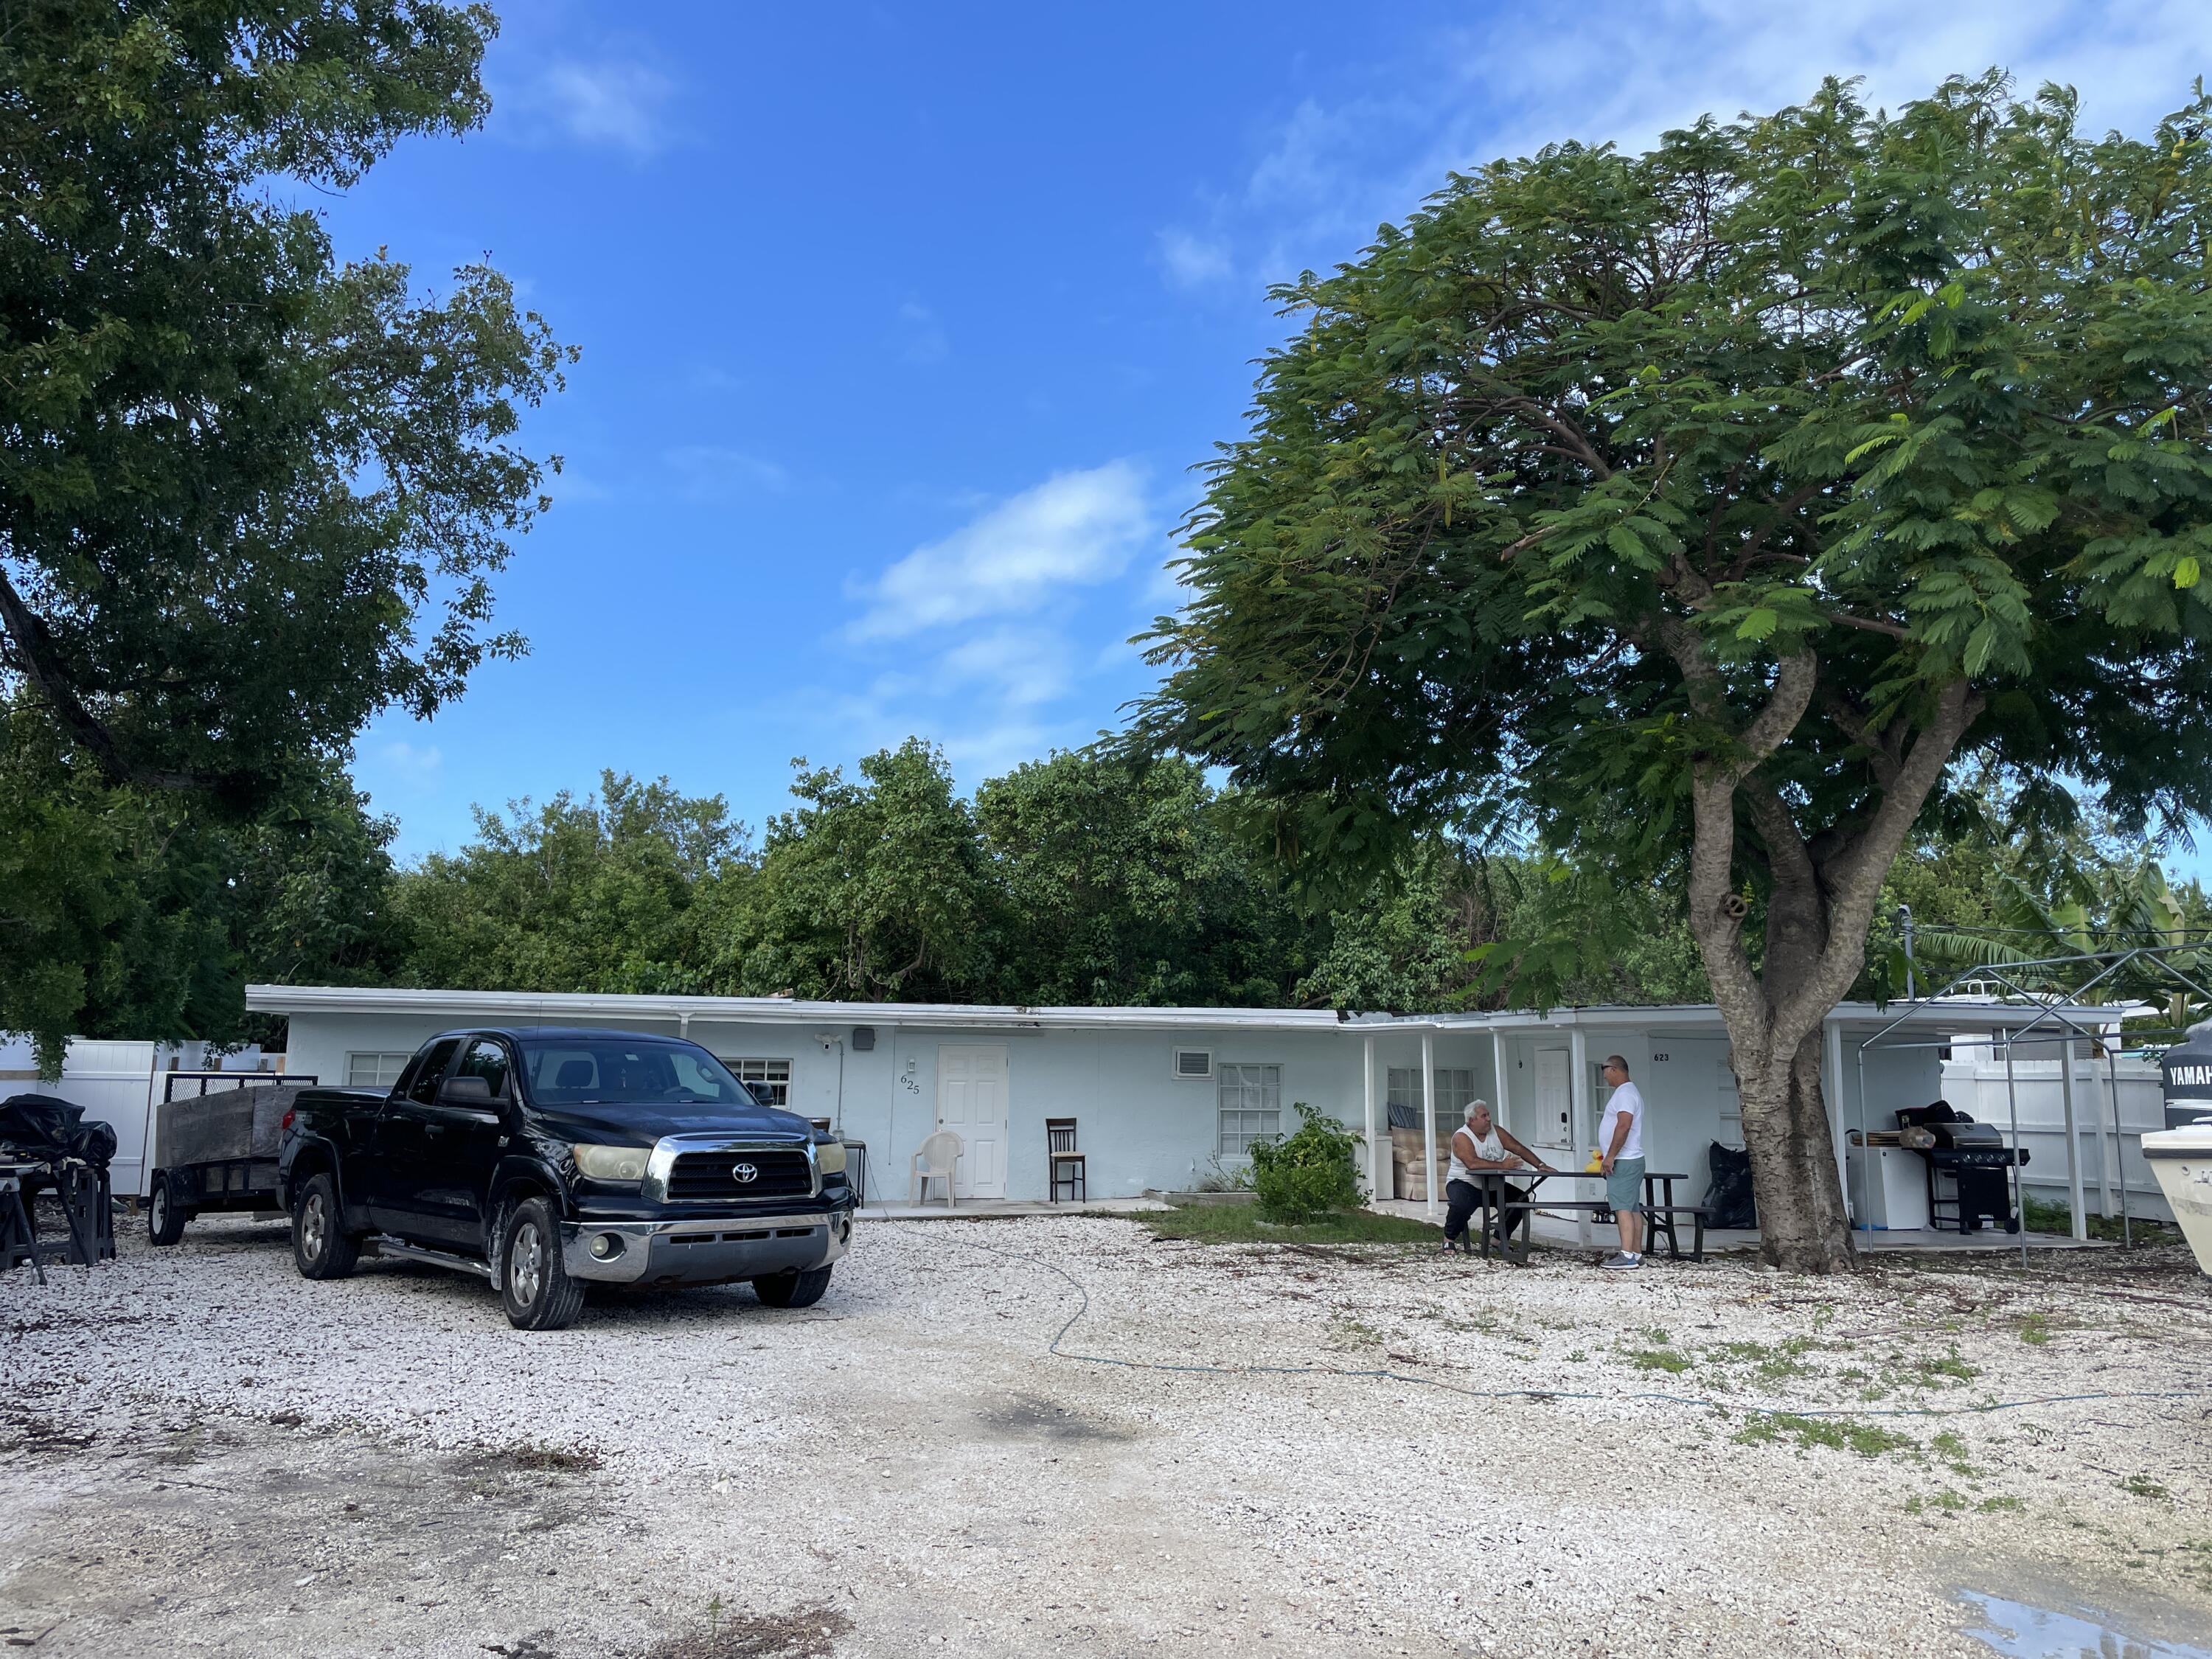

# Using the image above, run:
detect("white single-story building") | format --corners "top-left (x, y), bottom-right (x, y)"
top-left (230, 984), bottom-right (2136, 1230)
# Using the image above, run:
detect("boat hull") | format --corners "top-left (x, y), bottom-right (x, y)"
top-left (2143, 1122), bottom-right (2212, 1278)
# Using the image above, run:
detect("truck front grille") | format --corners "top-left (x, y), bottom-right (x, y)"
top-left (666, 1147), bottom-right (813, 1201)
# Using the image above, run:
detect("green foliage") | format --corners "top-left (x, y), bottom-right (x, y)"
top-left (0, 2), bottom-right (570, 1060)
top-left (975, 751), bottom-right (1312, 1006)
top-left (1246, 1101), bottom-right (1364, 1222)
top-left (394, 773), bottom-right (746, 995)
top-left (1138, 72), bottom-right (2212, 1003)
top-left (732, 740), bottom-right (998, 1001)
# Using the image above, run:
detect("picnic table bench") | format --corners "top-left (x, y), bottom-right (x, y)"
top-left (1457, 1168), bottom-right (1707, 1264)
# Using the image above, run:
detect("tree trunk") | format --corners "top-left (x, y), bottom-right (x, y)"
top-left (1737, 1029), bottom-right (1855, 1272)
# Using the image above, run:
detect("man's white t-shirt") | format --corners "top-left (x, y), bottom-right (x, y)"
top-left (1599, 1079), bottom-right (1645, 1159)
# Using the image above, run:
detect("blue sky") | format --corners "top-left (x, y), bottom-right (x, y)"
top-left (322, 1), bottom-right (2212, 862)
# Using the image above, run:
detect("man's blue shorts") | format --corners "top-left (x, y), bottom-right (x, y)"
top-left (1606, 1155), bottom-right (1646, 1214)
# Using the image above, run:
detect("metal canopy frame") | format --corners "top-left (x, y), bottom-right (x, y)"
top-left (1853, 943), bottom-right (2212, 1261)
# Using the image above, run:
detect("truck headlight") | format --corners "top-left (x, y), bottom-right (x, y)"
top-left (816, 1139), bottom-right (847, 1176)
top-left (572, 1144), bottom-right (650, 1183)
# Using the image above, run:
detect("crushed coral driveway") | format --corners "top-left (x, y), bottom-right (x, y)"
top-left (4, 1210), bottom-right (2210, 1658)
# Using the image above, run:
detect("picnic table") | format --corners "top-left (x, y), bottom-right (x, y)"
top-left (1454, 1166), bottom-right (1703, 1263)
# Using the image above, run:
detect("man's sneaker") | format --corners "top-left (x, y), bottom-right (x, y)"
top-left (1600, 1251), bottom-right (1643, 1270)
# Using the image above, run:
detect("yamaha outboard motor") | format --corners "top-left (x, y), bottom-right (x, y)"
top-left (2159, 1019), bottom-right (2212, 1130)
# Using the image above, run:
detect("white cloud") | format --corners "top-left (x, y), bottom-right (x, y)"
top-left (1156, 229), bottom-right (1234, 288)
top-left (664, 445), bottom-right (787, 499)
top-left (375, 739), bottom-right (444, 784)
top-left (897, 301), bottom-right (950, 366)
top-left (505, 59), bottom-right (676, 156)
top-left (848, 462), bottom-right (1155, 641)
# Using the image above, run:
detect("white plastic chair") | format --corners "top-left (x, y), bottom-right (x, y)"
top-left (909, 1130), bottom-right (963, 1208)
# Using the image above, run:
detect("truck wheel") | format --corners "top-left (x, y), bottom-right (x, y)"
top-left (147, 1172), bottom-right (188, 1247)
top-left (500, 1197), bottom-right (585, 1332)
top-left (292, 1173), bottom-right (359, 1280)
top-left (753, 1266), bottom-right (833, 1309)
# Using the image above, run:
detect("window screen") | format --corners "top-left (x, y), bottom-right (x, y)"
top-left (721, 1057), bottom-right (792, 1107)
top-left (1217, 1063), bottom-right (1281, 1154)
top-left (346, 1051), bottom-right (412, 1089)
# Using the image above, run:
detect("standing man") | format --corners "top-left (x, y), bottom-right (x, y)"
top-left (1598, 1054), bottom-right (1646, 1270)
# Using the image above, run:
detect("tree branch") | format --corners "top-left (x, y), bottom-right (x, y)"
top-left (0, 563), bottom-right (208, 791)
top-left (1776, 678), bottom-right (1983, 1042)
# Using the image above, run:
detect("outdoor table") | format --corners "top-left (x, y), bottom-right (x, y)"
top-left (1455, 1167), bottom-right (1691, 1262)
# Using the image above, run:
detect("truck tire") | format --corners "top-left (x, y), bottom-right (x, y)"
top-left (292, 1172), bottom-right (359, 1280)
top-left (147, 1171), bottom-right (188, 1247)
top-left (752, 1265), bottom-right (833, 1309)
top-left (499, 1197), bottom-right (585, 1331)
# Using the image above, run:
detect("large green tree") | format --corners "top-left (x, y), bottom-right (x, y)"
top-left (1139, 75), bottom-right (2212, 1270)
top-left (394, 773), bottom-right (745, 995)
top-left (975, 751), bottom-right (1311, 1006)
top-left (1, 2), bottom-right (570, 1064)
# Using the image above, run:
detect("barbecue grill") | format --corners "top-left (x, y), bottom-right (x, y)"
top-left (1896, 1101), bottom-right (2029, 1234)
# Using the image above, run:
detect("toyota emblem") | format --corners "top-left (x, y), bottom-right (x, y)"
top-left (731, 1161), bottom-right (759, 1185)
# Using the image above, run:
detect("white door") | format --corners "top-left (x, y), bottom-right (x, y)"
top-left (936, 1045), bottom-right (1008, 1199)
top-left (1532, 1048), bottom-right (1573, 1161)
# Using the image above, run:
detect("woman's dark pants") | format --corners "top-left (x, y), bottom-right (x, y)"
top-left (1444, 1177), bottom-right (1526, 1251)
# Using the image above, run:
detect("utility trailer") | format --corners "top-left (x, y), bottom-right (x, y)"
top-left (146, 1073), bottom-right (316, 1246)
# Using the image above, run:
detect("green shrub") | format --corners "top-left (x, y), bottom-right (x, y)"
top-left (1248, 1102), bottom-right (1363, 1222)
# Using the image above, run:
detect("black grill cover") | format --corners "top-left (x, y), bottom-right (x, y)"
top-left (1703, 1141), bottom-right (1757, 1230)
top-left (0, 1093), bottom-right (117, 1167)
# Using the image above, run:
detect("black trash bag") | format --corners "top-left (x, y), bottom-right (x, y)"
top-left (0, 1093), bottom-right (86, 1159)
top-left (1703, 1141), bottom-right (1758, 1231)
top-left (65, 1120), bottom-right (118, 1167)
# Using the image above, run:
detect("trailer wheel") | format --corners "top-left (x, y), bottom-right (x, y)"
top-left (292, 1172), bottom-right (358, 1280)
top-left (147, 1172), bottom-right (188, 1247)
top-left (752, 1266), bottom-right (833, 1309)
top-left (499, 1197), bottom-right (585, 1331)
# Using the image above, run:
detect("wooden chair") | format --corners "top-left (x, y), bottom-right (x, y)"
top-left (1046, 1118), bottom-right (1086, 1203)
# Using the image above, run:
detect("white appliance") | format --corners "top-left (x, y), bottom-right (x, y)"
top-left (2143, 1119), bottom-right (2212, 1278)
top-left (1848, 1144), bottom-right (1932, 1231)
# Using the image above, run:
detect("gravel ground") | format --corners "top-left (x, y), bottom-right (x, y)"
top-left (4, 1209), bottom-right (2210, 1658)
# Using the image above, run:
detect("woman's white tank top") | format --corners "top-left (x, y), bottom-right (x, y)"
top-left (1448, 1124), bottom-right (1506, 1186)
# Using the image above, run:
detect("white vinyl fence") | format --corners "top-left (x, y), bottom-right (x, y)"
top-left (1938, 1049), bottom-right (2170, 1225)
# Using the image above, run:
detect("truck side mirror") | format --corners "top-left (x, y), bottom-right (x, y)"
top-left (438, 1074), bottom-right (496, 1106)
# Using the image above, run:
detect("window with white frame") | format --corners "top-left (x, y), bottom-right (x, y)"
top-left (346, 1051), bottom-right (412, 1089)
top-left (1217, 1062), bottom-right (1282, 1153)
top-left (721, 1057), bottom-right (793, 1107)
top-left (1385, 1065), bottom-right (1476, 1126)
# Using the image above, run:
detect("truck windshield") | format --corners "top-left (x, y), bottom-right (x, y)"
top-left (518, 1038), bottom-right (759, 1109)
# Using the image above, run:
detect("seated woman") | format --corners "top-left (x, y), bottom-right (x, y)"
top-left (1442, 1100), bottom-right (1554, 1254)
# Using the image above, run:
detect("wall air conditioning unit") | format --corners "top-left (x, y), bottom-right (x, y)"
top-left (1172, 1048), bottom-right (1214, 1081)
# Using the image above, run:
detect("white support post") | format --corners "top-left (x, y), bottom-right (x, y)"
top-left (1422, 1032), bottom-right (1439, 1219)
top-left (2058, 1038), bottom-right (2086, 1240)
top-left (1363, 1034), bottom-right (1382, 1203)
top-left (1491, 1029), bottom-right (1510, 1140)
top-left (1823, 1018), bottom-right (1848, 1203)
top-left (1568, 1026), bottom-right (1592, 1245)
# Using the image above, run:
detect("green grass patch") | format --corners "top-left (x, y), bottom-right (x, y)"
top-left (2017, 1312), bottom-right (2053, 1346)
top-left (1905, 1489), bottom-right (1971, 1515)
top-left (1626, 1346), bottom-right (1691, 1374)
top-left (1712, 1337), bottom-right (1815, 1382)
top-left (1910, 1349), bottom-right (1980, 1387)
top-left (2023, 1195), bottom-right (2180, 1245)
top-left (1136, 1202), bottom-right (1444, 1247)
top-left (1736, 1413), bottom-right (1916, 1459)
top-left (2120, 1475), bottom-right (2172, 1501)
top-left (1978, 1495), bottom-right (2025, 1513)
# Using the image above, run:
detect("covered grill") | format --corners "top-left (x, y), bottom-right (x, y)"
top-left (1896, 1101), bottom-right (2029, 1234)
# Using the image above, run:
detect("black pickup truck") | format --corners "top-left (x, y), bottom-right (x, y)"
top-left (276, 1027), bottom-right (855, 1329)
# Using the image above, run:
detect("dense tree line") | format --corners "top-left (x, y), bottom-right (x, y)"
top-left (226, 740), bottom-right (2205, 1030)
